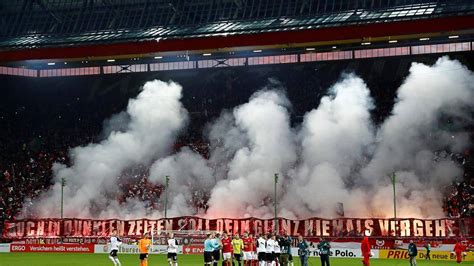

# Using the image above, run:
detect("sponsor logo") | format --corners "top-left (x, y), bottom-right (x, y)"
top-left (0, 244), bottom-right (11, 253)
top-left (376, 240), bottom-right (385, 247)
top-left (10, 244), bottom-right (93, 253)
top-left (94, 244), bottom-right (179, 254)
top-left (379, 250), bottom-right (474, 261)
top-left (183, 245), bottom-right (204, 254)
top-left (308, 248), bottom-right (363, 258)
top-left (11, 245), bottom-right (26, 251)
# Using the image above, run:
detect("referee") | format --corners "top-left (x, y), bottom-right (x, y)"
top-left (212, 233), bottom-right (221, 266)
top-left (204, 233), bottom-right (217, 265)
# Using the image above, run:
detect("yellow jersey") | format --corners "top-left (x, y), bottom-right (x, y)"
top-left (232, 238), bottom-right (244, 254)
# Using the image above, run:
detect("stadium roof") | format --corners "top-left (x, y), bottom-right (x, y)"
top-left (0, 0), bottom-right (473, 62)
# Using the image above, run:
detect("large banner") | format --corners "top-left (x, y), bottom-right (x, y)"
top-left (3, 217), bottom-right (473, 239)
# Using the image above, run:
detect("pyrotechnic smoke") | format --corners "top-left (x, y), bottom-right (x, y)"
top-left (280, 74), bottom-right (375, 218)
top-left (361, 57), bottom-right (474, 217)
top-left (149, 148), bottom-right (214, 217)
top-left (24, 80), bottom-right (188, 218)
top-left (205, 88), bottom-right (297, 218)
top-left (23, 57), bottom-right (473, 219)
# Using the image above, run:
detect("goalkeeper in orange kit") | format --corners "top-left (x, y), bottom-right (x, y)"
top-left (138, 233), bottom-right (152, 266)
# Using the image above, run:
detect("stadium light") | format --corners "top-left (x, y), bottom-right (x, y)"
top-left (154, 56), bottom-right (163, 59)
top-left (389, 40), bottom-right (398, 43)
top-left (107, 59), bottom-right (116, 62)
top-left (253, 49), bottom-right (262, 53)
top-left (388, 172), bottom-right (397, 219)
top-left (361, 42), bottom-right (371, 45)
top-left (419, 37), bottom-right (430, 41)
top-left (164, 176), bottom-right (170, 219)
top-left (60, 178), bottom-right (66, 219)
top-left (47, 62), bottom-right (55, 66)
top-left (274, 173), bottom-right (279, 233)
top-left (332, 46), bottom-right (337, 49)
top-left (305, 47), bottom-right (315, 51)
top-left (448, 35), bottom-right (459, 39)
top-left (202, 53), bottom-right (212, 56)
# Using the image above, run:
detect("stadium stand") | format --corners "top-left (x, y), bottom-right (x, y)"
top-left (1, 53), bottom-right (473, 240)
top-left (0, 0), bottom-right (473, 247)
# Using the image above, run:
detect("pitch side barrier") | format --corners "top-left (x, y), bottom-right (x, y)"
top-left (2, 239), bottom-right (473, 262)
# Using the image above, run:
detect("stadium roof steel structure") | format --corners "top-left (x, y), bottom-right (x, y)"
top-left (0, 0), bottom-right (473, 62)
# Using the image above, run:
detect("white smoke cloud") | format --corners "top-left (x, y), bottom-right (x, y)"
top-left (205, 89), bottom-right (297, 218)
top-left (280, 74), bottom-right (374, 218)
top-left (23, 57), bottom-right (473, 219)
top-left (24, 80), bottom-right (188, 218)
top-left (361, 56), bottom-right (474, 217)
top-left (149, 147), bottom-right (214, 217)
top-left (100, 111), bottom-right (130, 140)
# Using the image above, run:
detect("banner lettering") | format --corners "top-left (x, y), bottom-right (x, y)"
top-left (2, 217), bottom-right (473, 239)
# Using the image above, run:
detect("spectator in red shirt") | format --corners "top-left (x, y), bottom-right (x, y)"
top-left (361, 234), bottom-right (371, 266)
top-left (453, 241), bottom-right (466, 263)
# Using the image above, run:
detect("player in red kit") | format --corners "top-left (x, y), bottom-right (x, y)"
top-left (221, 233), bottom-right (233, 266)
top-left (361, 235), bottom-right (371, 266)
top-left (250, 233), bottom-right (258, 266)
top-left (242, 232), bottom-right (254, 266)
top-left (453, 240), bottom-right (466, 263)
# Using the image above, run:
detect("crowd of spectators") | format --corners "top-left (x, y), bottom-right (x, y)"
top-left (444, 178), bottom-right (474, 218)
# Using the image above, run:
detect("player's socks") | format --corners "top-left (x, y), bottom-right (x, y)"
top-left (108, 256), bottom-right (117, 266)
top-left (114, 258), bottom-right (121, 266)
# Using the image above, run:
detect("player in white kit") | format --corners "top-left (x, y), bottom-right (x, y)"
top-left (256, 234), bottom-right (267, 266)
top-left (167, 233), bottom-right (179, 266)
top-left (108, 229), bottom-right (122, 266)
top-left (273, 235), bottom-right (281, 265)
top-left (265, 234), bottom-right (276, 266)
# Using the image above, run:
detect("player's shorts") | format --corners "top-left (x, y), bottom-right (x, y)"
top-left (109, 250), bottom-right (118, 257)
top-left (204, 251), bottom-right (214, 263)
top-left (275, 253), bottom-right (281, 261)
top-left (222, 252), bottom-right (232, 260)
top-left (234, 253), bottom-right (242, 261)
top-left (213, 249), bottom-right (221, 261)
top-left (253, 252), bottom-right (258, 260)
top-left (139, 253), bottom-right (148, 260)
top-left (243, 251), bottom-right (253, 260)
top-left (258, 252), bottom-right (266, 261)
top-left (167, 252), bottom-right (177, 261)
top-left (266, 252), bottom-right (275, 261)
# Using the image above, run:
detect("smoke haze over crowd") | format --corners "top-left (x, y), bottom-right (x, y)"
top-left (23, 57), bottom-right (474, 219)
